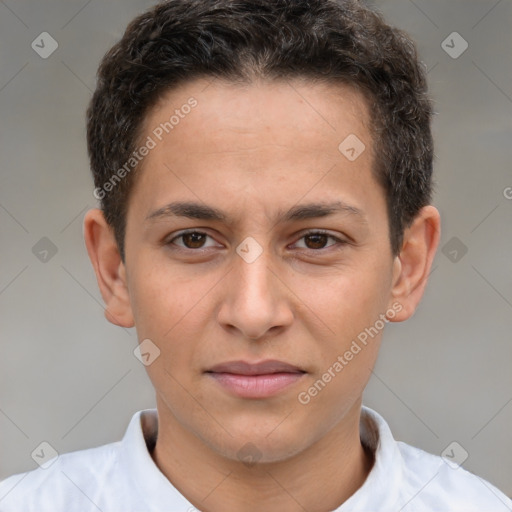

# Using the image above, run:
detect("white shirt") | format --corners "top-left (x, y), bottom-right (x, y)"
top-left (0, 406), bottom-right (510, 512)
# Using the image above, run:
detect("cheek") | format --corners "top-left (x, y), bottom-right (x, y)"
top-left (129, 269), bottom-right (200, 399)
top-left (301, 266), bottom-right (391, 340)
top-left (129, 257), bottom-right (202, 336)
top-left (128, 260), bottom-right (218, 378)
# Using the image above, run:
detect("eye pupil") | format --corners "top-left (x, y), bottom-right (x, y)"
top-left (305, 234), bottom-right (328, 249)
top-left (183, 232), bottom-right (206, 248)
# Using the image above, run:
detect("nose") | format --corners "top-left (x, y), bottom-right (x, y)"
top-left (216, 243), bottom-right (294, 341)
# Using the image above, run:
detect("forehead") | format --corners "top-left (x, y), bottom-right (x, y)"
top-left (128, 77), bottom-right (382, 227)
top-left (142, 77), bottom-right (372, 154)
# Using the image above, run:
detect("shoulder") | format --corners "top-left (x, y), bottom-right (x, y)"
top-left (358, 406), bottom-right (512, 511)
top-left (0, 441), bottom-right (121, 512)
top-left (397, 441), bottom-right (512, 511)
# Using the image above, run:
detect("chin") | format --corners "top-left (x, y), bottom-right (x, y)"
top-left (203, 419), bottom-right (315, 465)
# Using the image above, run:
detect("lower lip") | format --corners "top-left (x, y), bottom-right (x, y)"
top-left (207, 372), bottom-right (305, 398)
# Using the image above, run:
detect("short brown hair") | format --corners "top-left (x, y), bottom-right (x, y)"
top-left (87, 0), bottom-right (434, 260)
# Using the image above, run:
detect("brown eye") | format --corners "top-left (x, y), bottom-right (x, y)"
top-left (168, 231), bottom-right (218, 250)
top-left (293, 231), bottom-right (344, 251)
top-left (181, 232), bottom-right (207, 248)
top-left (304, 233), bottom-right (330, 249)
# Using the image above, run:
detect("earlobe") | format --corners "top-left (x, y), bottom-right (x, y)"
top-left (388, 205), bottom-right (441, 322)
top-left (83, 208), bottom-right (135, 328)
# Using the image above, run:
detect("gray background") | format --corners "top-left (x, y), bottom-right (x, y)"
top-left (1, 0), bottom-right (511, 499)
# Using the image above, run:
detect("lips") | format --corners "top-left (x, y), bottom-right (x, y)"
top-left (205, 360), bottom-right (306, 398)
top-left (207, 359), bottom-right (305, 376)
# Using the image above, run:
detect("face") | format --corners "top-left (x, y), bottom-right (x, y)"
top-left (121, 78), bottom-right (401, 463)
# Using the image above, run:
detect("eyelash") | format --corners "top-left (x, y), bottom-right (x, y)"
top-left (166, 229), bottom-right (348, 253)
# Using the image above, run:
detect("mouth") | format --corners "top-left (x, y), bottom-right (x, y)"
top-left (205, 360), bottom-right (307, 399)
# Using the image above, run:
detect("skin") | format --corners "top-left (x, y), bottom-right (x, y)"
top-left (84, 78), bottom-right (440, 511)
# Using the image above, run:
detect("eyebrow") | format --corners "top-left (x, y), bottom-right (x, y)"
top-left (145, 200), bottom-right (366, 225)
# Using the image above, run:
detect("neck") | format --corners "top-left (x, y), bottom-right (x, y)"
top-left (151, 399), bottom-right (373, 512)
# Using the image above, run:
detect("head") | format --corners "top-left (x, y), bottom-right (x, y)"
top-left (84, 0), bottom-right (440, 465)
top-left (88, 0), bottom-right (435, 261)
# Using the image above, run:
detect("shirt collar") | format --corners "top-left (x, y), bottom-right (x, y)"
top-left (119, 409), bottom-right (194, 511)
top-left (337, 405), bottom-right (404, 510)
top-left (120, 405), bottom-right (402, 511)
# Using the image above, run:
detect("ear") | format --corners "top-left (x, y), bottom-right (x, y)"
top-left (83, 208), bottom-right (135, 328)
top-left (387, 205), bottom-right (441, 322)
